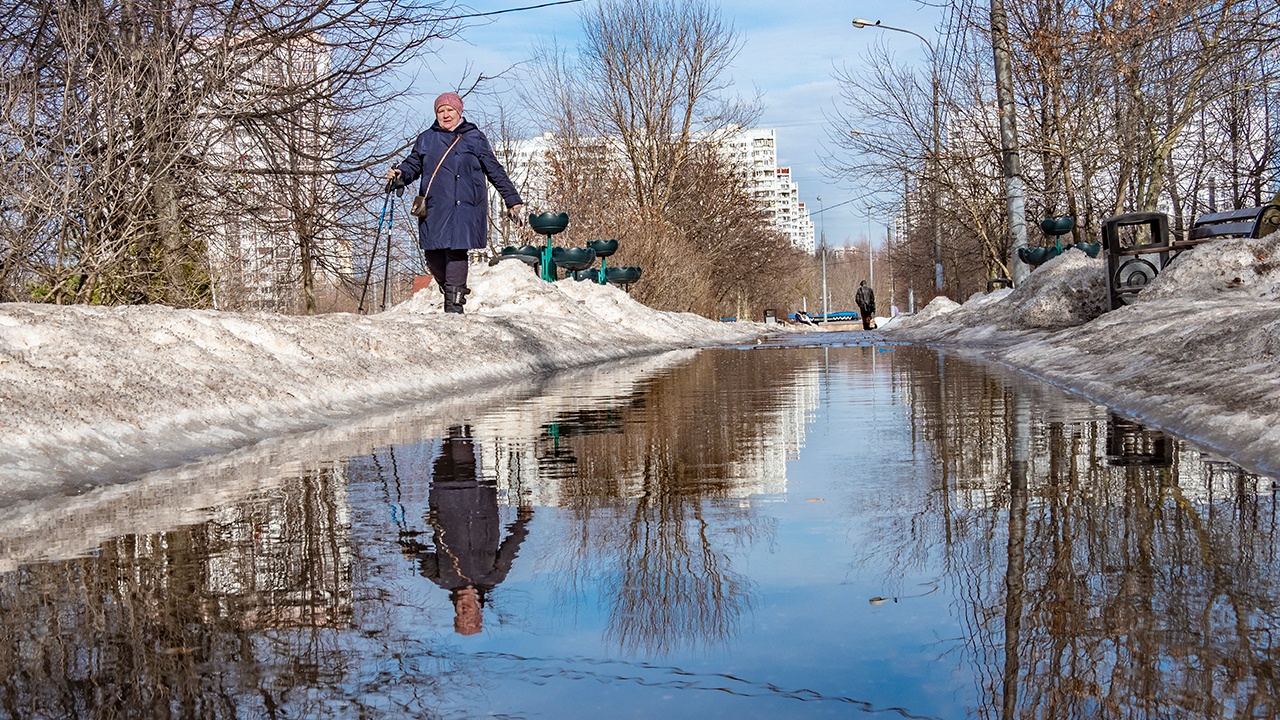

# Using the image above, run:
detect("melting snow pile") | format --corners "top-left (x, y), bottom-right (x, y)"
top-left (891, 247), bottom-right (1109, 343)
top-left (0, 261), bottom-right (764, 495)
top-left (1138, 233), bottom-right (1280, 303)
top-left (884, 233), bottom-right (1280, 477)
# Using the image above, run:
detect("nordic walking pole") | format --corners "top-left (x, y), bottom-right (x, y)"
top-left (359, 176), bottom-right (403, 313)
top-left (359, 188), bottom-right (392, 314)
top-left (380, 189), bottom-right (396, 311)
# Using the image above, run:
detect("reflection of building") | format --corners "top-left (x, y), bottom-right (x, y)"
top-left (203, 467), bottom-right (354, 628)
top-left (471, 366), bottom-right (820, 507)
top-left (778, 365), bottom-right (821, 461)
top-left (473, 422), bottom-right (804, 507)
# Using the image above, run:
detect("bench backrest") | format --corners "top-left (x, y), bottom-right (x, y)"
top-left (1188, 204), bottom-right (1280, 241)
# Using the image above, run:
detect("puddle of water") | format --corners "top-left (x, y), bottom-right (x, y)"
top-left (1, 341), bottom-right (1277, 719)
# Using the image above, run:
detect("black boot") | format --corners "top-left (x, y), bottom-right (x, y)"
top-left (443, 284), bottom-right (469, 314)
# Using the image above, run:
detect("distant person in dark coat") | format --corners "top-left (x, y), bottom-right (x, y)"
top-left (399, 425), bottom-right (533, 635)
top-left (386, 92), bottom-right (524, 313)
top-left (855, 280), bottom-right (876, 330)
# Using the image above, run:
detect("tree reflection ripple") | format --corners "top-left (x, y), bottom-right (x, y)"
top-left (0, 345), bottom-right (1277, 718)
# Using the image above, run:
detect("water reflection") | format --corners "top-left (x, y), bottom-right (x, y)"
top-left (878, 344), bottom-right (1280, 719)
top-left (1, 342), bottom-right (1277, 718)
top-left (524, 350), bottom-right (803, 655)
top-left (346, 348), bottom-right (807, 655)
top-left (396, 426), bottom-right (533, 635)
top-left (0, 467), bottom-right (364, 718)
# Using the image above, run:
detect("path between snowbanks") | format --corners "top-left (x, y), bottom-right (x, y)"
top-left (0, 261), bottom-right (766, 498)
top-left (884, 235), bottom-right (1280, 479)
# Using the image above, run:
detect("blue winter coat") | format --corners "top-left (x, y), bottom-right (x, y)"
top-left (396, 120), bottom-right (523, 251)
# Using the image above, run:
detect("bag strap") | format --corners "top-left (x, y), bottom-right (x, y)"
top-left (421, 136), bottom-right (462, 198)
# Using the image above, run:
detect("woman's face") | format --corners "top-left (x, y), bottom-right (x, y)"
top-left (436, 104), bottom-right (461, 131)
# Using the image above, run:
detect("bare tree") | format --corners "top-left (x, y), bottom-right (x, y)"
top-left (574, 0), bottom-right (753, 212)
top-left (828, 34), bottom-right (1001, 299)
top-left (826, 0), bottom-right (1280, 297)
top-left (0, 0), bottom-right (462, 309)
top-left (519, 0), bottom-right (811, 318)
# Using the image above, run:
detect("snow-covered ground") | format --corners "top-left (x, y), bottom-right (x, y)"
top-left (0, 260), bottom-right (765, 502)
top-left (882, 233), bottom-right (1280, 479)
top-left (3, 232), bottom-right (1279, 509)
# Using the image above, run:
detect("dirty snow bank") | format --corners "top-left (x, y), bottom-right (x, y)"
top-left (884, 237), bottom-right (1280, 477)
top-left (0, 261), bottom-right (765, 498)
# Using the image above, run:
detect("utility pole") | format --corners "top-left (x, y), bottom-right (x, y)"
top-left (887, 225), bottom-right (895, 314)
top-left (989, 0), bottom-right (1028, 285)
top-left (865, 204), bottom-right (874, 289)
top-left (929, 67), bottom-right (942, 294)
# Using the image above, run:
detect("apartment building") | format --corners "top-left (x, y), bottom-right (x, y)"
top-left (204, 36), bottom-right (345, 312)
top-left (497, 127), bottom-right (816, 253)
top-left (718, 128), bottom-right (816, 253)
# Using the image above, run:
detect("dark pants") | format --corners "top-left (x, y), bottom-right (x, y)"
top-left (422, 248), bottom-right (469, 288)
top-left (860, 307), bottom-right (874, 330)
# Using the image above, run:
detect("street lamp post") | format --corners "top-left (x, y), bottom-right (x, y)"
top-left (852, 18), bottom-right (944, 296)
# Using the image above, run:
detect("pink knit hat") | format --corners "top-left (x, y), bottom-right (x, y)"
top-left (434, 92), bottom-right (464, 114)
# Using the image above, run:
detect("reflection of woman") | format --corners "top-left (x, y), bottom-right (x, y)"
top-left (385, 92), bottom-right (524, 314)
top-left (399, 426), bottom-right (532, 635)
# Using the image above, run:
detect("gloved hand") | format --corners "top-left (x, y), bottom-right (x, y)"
top-left (384, 168), bottom-right (404, 193)
top-left (508, 204), bottom-right (526, 226)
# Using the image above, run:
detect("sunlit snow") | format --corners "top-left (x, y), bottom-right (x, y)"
top-left (0, 260), bottom-right (763, 500)
top-left (4, 232), bottom-right (1280, 518)
top-left (884, 233), bottom-right (1280, 478)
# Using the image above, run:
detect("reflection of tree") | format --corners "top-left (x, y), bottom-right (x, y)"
top-left (606, 447), bottom-right (756, 654)
top-left (879, 346), bottom-right (1280, 718)
top-left (539, 348), bottom-right (814, 653)
top-left (0, 466), bottom-right (471, 717)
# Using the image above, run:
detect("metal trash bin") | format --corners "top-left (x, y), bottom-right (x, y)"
top-left (1102, 211), bottom-right (1170, 310)
top-left (764, 308), bottom-right (777, 324)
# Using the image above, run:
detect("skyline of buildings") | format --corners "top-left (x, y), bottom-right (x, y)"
top-left (497, 126), bottom-right (816, 254)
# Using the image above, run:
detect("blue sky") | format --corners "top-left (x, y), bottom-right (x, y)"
top-left (415, 0), bottom-right (944, 247)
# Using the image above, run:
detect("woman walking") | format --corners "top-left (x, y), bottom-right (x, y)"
top-left (386, 92), bottom-right (524, 313)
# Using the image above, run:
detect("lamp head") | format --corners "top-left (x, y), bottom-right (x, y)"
top-left (852, 18), bottom-right (881, 28)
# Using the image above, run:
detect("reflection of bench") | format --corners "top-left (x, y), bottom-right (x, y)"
top-left (1103, 204), bottom-right (1280, 310)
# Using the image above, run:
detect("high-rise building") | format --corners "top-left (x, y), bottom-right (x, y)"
top-left (716, 127), bottom-right (815, 253)
top-left (495, 127), bottom-right (815, 253)
top-left (204, 36), bottom-right (344, 312)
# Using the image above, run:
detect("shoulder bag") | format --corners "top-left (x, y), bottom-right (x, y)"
top-left (410, 136), bottom-right (462, 219)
